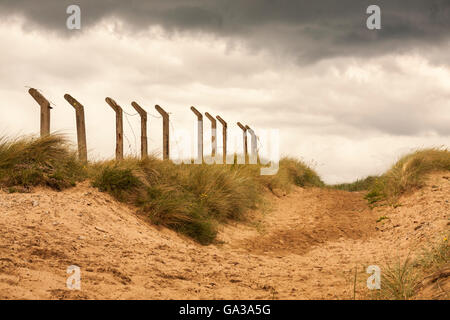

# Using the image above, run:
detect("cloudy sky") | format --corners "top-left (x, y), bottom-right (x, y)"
top-left (0, 0), bottom-right (449, 183)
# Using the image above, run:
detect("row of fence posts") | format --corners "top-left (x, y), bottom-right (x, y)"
top-left (27, 88), bottom-right (258, 163)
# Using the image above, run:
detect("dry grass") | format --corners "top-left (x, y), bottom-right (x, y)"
top-left (370, 236), bottom-right (449, 300)
top-left (366, 148), bottom-right (450, 205)
top-left (0, 134), bottom-right (86, 192)
top-left (332, 148), bottom-right (450, 205)
top-left (260, 157), bottom-right (324, 193)
top-left (91, 158), bottom-right (264, 244)
top-left (90, 156), bottom-right (323, 244)
top-left (331, 176), bottom-right (378, 192)
top-left (375, 257), bottom-right (421, 299)
top-left (88, 152), bottom-right (323, 244)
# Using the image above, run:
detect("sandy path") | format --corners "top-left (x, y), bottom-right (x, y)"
top-left (0, 173), bottom-right (448, 299)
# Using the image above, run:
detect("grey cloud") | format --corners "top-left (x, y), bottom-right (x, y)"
top-left (1, 1), bottom-right (450, 63)
top-left (1, 15), bottom-right (449, 183)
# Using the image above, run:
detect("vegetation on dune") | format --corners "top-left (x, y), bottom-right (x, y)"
top-left (91, 156), bottom-right (323, 244)
top-left (0, 134), bottom-right (322, 243)
top-left (370, 236), bottom-right (449, 300)
top-left (1, 134), bottom-right (449, 299)
top-left (333, 148), bottom-right (450, 205)
top-left (365, 148), bottom-right (450, 205)
top-left (92, 158), bottom-right (263, 244)
top-left (0, 134), bottom-right (86, 192)
top-left (261, 157), bottom-right (324, 192)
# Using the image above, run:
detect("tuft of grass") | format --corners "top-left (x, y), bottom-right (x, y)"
top-left (370, 237), bottom-right (449, 300)
top-left (260, 157), bottom-right (324, 193)
top-left (367, 148), bottom-right (450, 205)
top-left (0, 134), bottom-right (86, 191)
top-left (91, 156), bottom-right (322, 244)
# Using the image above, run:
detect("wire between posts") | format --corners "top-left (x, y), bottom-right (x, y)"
top-left (123, 110), bottom-right (139, 117)
top-left (123, 112), bottom-right (138, 156)
top-left (169, 119), bottom-right (183, 160)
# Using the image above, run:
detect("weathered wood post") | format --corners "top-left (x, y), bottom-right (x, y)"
top-left (28, 88), bottom-right (51, 136)
top-left (237, 122), bottom-right (248, 164)
top-left (190, 106), bottom-right (203, 164)
top-left (131, 101), bottom-right (148, 159)
top-left (216, 115), bottom-right (227, 164)
top-left (204, 112), bottom-right (217, 160)
top-left (155, 105), bottom-right (170, 160)
top-left (105, 97), bottom-right (124, 161)
top-left (64, 94), bottom-right (88, 162)
top-left (245, 125), bottom-right (258, 164)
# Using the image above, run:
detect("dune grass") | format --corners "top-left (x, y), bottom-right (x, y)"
top-left (3, 134), bottom-right (446, 244)
top-left (375, 256), bottom-right (421, 300)
top-left (365, 148), bottom-right (450, 205)
top-left (370, 236), bottom-right (449, 300)
top-left (331, 176), bottom-right (378, 192)
top-left (91, 158), bottom-right (264, 244)
top-left (0, 134), bottom-right (86, 192)
top-left (333, 148), bottom-right (450, 205)
top-left (260, 157), bottom-right (324, 193)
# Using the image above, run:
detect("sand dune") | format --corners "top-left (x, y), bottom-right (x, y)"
top-left (0, 173), bottom-right (448, 299)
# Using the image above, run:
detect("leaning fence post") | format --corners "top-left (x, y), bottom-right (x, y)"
top-left (204, 112), bottom-right (217, 160)
top-left (105, 97), bottom-right (124, 161)
top-left (155, 105), bottom-right (170, 160)
top-left (216, 115), bottom-right (227, 164)
top-left (190, 106), bottom-right (203, 164)
top-left (237, 122), bottom-right (248, 164)
top-left (28, 88), bottom-right (51, 136)
top-left (245, 125), bottom-right (258, 164)
top-left (64, 94), bottom-right (88, 162)
top-left (131, 101), bottom-right (148, 159)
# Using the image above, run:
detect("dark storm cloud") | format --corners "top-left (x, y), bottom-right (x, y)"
top-left (1, 0), bottom-right (450, 63)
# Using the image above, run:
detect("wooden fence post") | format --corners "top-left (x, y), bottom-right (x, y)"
top-left (245, 125), bottom-right (258, 164)
top-left (155, 105), bottom-right (170, 160)
top-left (131, 101), bottom-right (148, 159)
top-left (190, 106), bottom-right (203, 164)
top-left (28, 88), bottom-right (51, 136)
top-left (216, 115), bottom-right (227, 164)
top-left (64, 94), bottom-right (88, 162)
top-left (237, 122), bottom-right (248, 164)
top-left (105, 97), bottom-right (124, 161)
top-left (204, 112), bottom-right (217, 159)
